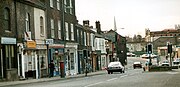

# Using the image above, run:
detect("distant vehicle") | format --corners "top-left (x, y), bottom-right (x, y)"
top-left (141, 53), bottom-right (158, 59)
top-left (161, 60), bottom-right (170, 66)
top-left (106, 61), bottom-right (125, 74)
top-left (133, 62), bottom-right (142, 69)
top-left (127, 52), bottom-right (136, 57)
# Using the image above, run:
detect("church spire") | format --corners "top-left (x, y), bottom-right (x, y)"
top-left (114, 16), bottom-right (117, 32)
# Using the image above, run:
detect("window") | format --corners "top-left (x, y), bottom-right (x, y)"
top-left (87, 33), bottom-right (90, 46)
top-left (81, 30), bottom-right (83, 44)
top-left (69, 0), bottom-right (73, 14)
top-left (57, 0), bottom-right (60, 10)
top-left (65, 22), bottom-right (69, 40)
top-left (77, 29), bottom-right (79, 43)
top-left (25, 13), bottom-right (30, 32)
top-left (71, 23), bottom-right (74, 40)
top-left (58, 20), bottom-right (61, 39)
top-left (5, 45), bottom-right (15, 69)
top-left (3, 7), bottom-right (10, 31)
top-left (50, 0), bottom-right (53, 7)
top-left (64, 0), bottom-right (67, 12)
top-left (51, 19), bottom-right (55, 38)
top-left (40, 16), bottom-right (44, 36)
top-left (70, 53), bottom-right (74, 69)
top-left (84, 32), bottom-right (87, 46)
top-left (93, 34), bottom-right (95, 47)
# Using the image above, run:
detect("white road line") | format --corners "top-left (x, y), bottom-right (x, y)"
top-left (129, 72), bottom-right (140, 76)
top-left (84, 74), bottom-right (130, 87)
top-left (120, 75), bottom-right (128, 78)
top-left (107, 78), bottom-right (118, 81)
top-left (84, 81), bottom-right (103, 87)
top-left (166, 72), bottom-right (179, 75)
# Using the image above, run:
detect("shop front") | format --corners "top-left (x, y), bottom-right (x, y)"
top-left (0, 37), bottom-right (18, 81)
top-left (65, 43), bottom-right (78, 76)
top-left (49, 44), bottom-right (64, 77)
top-left (18, 40), bottom-right (41, 79)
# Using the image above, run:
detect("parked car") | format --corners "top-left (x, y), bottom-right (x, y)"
top-left (133, 62), bottom-right (142, 69)
top-left (173, 58), bottom-right (180, 67)
top-left (161, 60), bottom-right (170, 66)
top-left (106, 61), bottom-right (125, 74)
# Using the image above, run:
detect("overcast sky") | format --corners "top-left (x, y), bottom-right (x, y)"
top-left (75, 0), bottom-right (180, 37)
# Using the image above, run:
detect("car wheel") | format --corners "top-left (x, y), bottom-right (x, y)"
top-left (108, 71), bottom-right (110, 74)
top-left (111, 72), bottom-right (113, 74)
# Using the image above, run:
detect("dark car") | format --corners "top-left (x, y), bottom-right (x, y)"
top-left (133, 62), bottom-right (142, 69)
top-left (107, 61), bottom-right (125, 74)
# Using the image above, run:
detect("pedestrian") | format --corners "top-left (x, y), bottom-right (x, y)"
top-left (49, 60), bottom-right (55, 78)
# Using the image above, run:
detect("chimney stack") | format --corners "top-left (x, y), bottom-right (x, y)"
top-left (83, 20), bottom-right (90, 27)
top-left (96, 21), bottom-right (101, 34)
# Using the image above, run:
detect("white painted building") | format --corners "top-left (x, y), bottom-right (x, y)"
top-left (18, 8), bottom-right (47, 79)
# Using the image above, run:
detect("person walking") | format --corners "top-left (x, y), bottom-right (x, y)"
top-left (49, 60), bottom-right (55, 78)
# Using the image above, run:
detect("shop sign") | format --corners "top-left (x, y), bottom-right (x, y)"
top-left (1, 37), bottom-right (16, 44)
top-left (45, 39), bottom-right (53, 44)
top-left (27, 40), bottom-right (36, 48)
top-left (36, 44), bottom-right (46, 49)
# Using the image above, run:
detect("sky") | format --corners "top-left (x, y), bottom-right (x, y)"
top-left (75, 0), bottom-right (180, 37)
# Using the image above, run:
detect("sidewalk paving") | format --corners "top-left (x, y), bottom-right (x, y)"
top-left (0, 70), bottom-right (107, 87)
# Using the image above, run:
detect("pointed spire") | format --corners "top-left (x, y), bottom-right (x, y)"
top-left (114, 16), bottom-right (117, 32)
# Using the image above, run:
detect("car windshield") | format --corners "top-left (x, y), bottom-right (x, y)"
top-left (163, 60), bottom-right (169, 63)
top-left (108, 62), bottom-right (121, 67)
top-left (134, 62), bottom-right (141, 64)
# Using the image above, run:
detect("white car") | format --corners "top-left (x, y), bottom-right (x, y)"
top-left (173, 58), bottom-right (180, 67)
top-left (161, 60), bottom-right (170, 66)
top-left (106, 61), bottom-right (125, 74)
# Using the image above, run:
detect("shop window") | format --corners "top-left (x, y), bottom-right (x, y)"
top-left (5, 45), bottom-right (15, 69)
top-left (70, 53), bottom-right (74, 69)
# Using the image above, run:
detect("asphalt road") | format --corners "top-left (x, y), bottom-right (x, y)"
top-left (5, 57), bottom-right (180, 87)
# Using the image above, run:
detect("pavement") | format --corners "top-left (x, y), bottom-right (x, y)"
top-left (0, 70), bottom-right (107, 87)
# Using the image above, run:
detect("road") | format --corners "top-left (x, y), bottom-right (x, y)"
top-left (6, 57), bottom-right (180, 87)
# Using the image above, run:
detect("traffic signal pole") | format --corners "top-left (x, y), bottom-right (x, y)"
top-left (167, 43), bottom-right (172, 67)
top-left (147, 44), bottom-right (153, 66)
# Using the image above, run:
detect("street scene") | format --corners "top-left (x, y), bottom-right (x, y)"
top-left (1, 0), bottom-right (180, 87)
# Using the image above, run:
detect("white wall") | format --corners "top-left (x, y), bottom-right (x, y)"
top-left (34, 8), bottom-right (46, 44)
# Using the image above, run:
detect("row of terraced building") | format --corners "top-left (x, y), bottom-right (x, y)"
top-left (0, 0), bottom-right (127, 81)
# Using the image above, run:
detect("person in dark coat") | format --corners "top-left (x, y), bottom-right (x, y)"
top-left (49, 60), bottom-right (55, 77)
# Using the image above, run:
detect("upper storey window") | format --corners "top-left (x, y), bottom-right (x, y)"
top-left (4, 7), bottom-right (10, 31)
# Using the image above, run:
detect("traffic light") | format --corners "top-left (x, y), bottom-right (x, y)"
top-left (167, 44), bottom-right (172, 53)
top-left (147, 44), bottom-right (152, 54)
top-left (145, 45), bottom-right (147, 53)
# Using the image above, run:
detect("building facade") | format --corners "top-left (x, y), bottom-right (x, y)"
top-left (0, 0), bottom-right (18, 81)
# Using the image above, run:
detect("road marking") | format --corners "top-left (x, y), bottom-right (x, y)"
top-left (84, 81), bottom-right (103, 87)
top-left (107, 78), bottom-right (118, 81)
top-left (166, 72), bottom-right (179, 75)
top-left (120, 75), bottom-right (128, 78)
